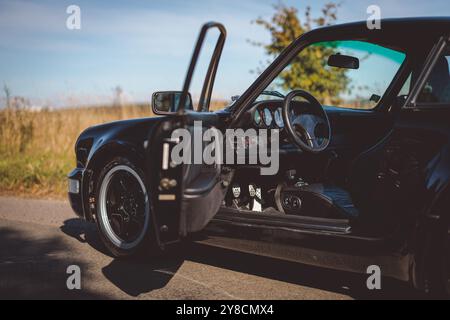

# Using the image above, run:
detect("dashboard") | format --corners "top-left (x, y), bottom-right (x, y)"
top-left (246, 100), bottom-right (330, 150)
top-left (252, 102), bottom-right (285, 129)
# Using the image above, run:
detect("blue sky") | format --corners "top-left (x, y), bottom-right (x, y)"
top-left (0, 0), bottom-right (449, 108)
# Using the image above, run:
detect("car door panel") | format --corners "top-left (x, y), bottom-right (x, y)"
top-left (145, 22), bottom-right (229, 245)
top-left (147, 113), bottom-right (231, 244)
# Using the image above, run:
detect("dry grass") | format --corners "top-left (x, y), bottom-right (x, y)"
top-left (0, 101), bottom-right (227, 199)
top-left (0, 104), bottom-right (152, 156)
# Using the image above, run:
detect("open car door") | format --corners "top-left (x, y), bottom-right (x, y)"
top-left (146, 22), bottom-right (232, 246)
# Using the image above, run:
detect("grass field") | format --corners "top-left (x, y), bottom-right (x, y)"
top-left (0, 102), bottom-right (226, 199)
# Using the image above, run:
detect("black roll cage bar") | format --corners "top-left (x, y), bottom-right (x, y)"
top-left (177, 22), bottom-right (227, 114)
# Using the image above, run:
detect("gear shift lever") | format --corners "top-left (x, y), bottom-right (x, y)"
top-left (286, 169), bottom-right (297, 184)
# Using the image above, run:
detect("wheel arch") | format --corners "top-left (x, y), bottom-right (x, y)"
top-left (83, 140), bottom-right (146, 222)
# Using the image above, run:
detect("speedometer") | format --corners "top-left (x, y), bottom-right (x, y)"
top-left (274, 108), bottom-right (284, 128)
top-left (263, 108), bottom-right (273, 126)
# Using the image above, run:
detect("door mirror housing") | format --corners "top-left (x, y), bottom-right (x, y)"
top-left (151, 91), bottom-right (193, 115)
top-left (327, 53), bottom-right (359, 69)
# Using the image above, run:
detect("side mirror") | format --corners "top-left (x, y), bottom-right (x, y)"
top-left (327, 53), bottom-right (359, 69)
top-left (151, 91), bottom-right (193, 115)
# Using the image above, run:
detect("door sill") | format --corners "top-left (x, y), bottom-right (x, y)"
top-left (215, 206), bottom-right (351, 234)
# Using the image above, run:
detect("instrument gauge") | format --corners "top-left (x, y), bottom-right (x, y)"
top-left (254, 110), bottom-right (261, 126)
top-left (263, 108), bottom-right (273, 127)
top-left (274, 108), bottom-right (284, 128)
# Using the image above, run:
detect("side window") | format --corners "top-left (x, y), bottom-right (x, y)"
top-left (394, 73), bottom-right (412, 108)
top-left (416, 47), bottom-right (450, 104)
top-left (398, 74), bottom-right (412, 97)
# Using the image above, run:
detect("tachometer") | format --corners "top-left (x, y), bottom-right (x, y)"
top-left (274, 108), bottom-right (284, 128)
top-left (263, 108), bottom-right (273, 127)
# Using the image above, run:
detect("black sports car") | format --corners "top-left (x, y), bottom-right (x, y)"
top-left (68, 18), bottom-right (450, 297)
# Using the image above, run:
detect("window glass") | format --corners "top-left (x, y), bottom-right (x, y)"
top-left (260, 40), bottom-right (406, 110)
top-left (398, 74), bottom-right (412, 97)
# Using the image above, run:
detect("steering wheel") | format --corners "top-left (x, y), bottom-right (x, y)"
top-left (282, 90), bottom-right (331, 154)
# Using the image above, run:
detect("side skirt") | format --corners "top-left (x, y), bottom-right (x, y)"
top-left (197, 207), bottom-right (411, 282)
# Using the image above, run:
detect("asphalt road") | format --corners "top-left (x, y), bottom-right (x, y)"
top-left (0, 196), bottom-right (421, 300)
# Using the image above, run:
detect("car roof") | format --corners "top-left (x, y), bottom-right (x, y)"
top-left (305, 17), bottom-right (450, 52)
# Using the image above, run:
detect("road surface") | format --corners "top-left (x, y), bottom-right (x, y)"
top-left (0, 196), bottom-right (420, 299)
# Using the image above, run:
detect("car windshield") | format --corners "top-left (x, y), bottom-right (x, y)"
top-left (257, 40), bottom-right (406, 110)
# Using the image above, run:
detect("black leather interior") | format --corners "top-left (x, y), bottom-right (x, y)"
top-left (296, 183), bottom-right (359, 219)
top-left (283, 133), bottom-right (391, 220)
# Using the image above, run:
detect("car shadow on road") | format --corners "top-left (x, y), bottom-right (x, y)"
top-left (101, 252), bottom-right (184, 297)
top-left (182, 241), bottom-right (426, 300)
top-left (61, 218), bottom-right (184, 297)
top-left (61, 218), bottom-right (426, 299)
top-left (60, 218), bottom-right (111, 257)
top-left (0, 223), bottom-right (106, 299)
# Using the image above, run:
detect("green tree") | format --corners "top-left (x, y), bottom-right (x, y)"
top-left (252, 3), bottom-right (349, 104)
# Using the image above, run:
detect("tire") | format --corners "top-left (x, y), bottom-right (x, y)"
top-left (95, 157), bottom-right (153, 258)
